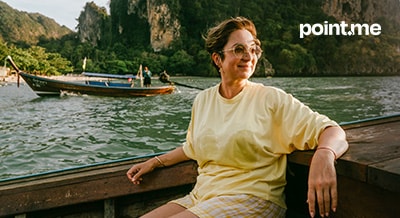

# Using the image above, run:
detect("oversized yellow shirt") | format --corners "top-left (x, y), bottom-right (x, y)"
top-left (182, 81), bottom-right (338, 208)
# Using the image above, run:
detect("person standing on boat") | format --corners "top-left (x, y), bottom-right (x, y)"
top-left (143, 66), bottom-right (152, 87)
top-left (127, 17), bottom-right (348, 218)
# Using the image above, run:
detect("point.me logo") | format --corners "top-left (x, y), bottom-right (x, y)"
top-left (299, 21), bottom-right (381, 38)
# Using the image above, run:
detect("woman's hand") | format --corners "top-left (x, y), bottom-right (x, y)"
top-left (307, 149), bottom-right (337, 217)
top-left (126, 158), bottom-right (159, 185)
top-left (126, 147), bottom-right (191, 185)
top-left (307, 126), bottom-right (348, 217)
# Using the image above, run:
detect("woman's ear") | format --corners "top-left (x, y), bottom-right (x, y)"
top-left (212, 52), bottom-right (221, 67)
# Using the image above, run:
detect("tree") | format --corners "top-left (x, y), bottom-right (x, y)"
top-left (276, 44), bottom-right (316, 75)
top-left (169, 50), bottom-right (195, 75)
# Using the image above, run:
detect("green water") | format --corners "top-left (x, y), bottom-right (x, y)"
top-left (0, 76), bottom-right (399, 180)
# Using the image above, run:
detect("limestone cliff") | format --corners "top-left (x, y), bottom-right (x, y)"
top-left (106, 0), bottom-right (399, 53)
top-left (77, 2), bottom-right (108, 46)
top-left (322, 0), bottom-right (400, 27)
top-left (76, 0), bottom-right (399, 75)
top-left (145, 0), bottom-right (180, 51)
top-left (321, 0), bottom-right (400, 75)
top-left (125, 0), bottom-right (180, 51)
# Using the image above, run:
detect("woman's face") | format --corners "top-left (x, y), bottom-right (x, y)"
top-left (217, 29), bottom-right (259, 83)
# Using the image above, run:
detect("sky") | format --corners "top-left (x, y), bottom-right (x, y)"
top-left (2, 0), bottom-right (109, 30)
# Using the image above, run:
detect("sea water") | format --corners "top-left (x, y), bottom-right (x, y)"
top-left (0, 76), bottom-right (399, 180)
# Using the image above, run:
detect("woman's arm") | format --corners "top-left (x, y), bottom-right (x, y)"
top-left (307, 126), bottom-right (349, 217)
top-left (126, 146), bottom-right (191, 185)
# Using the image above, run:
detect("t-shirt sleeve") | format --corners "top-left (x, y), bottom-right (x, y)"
top-left (182, 120), bottom-right (195, 160)
top-left (271, 88), bottom-right (338, 152)
top-left (181, 96), bottom-right (198, 160)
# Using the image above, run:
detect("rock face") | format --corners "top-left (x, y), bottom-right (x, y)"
top-left (79, 0), bottom-right (400, 49)
top-left (78, 2), bottom-right (108, 46)
top-left (78, 0), bottom-right (180, 50)
top-left (125, 0), bottom-right (180, 51)
top-left (322, 0), bottom-right (400, 26)
top-left (145, 0), bottom-right (180, 51)
top-left (321, 0), bottom-right (400, 75)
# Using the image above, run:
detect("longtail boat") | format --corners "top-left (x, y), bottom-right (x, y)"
top-left (0, 115), bottom-right (398, 217)
top-left (6, 56), bottom-right (175, 97)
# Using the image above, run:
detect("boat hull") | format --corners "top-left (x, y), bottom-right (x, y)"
top-left (0, 114), bottom-right (399, 217)
top-left (19, 72), bottom-right (175, 97)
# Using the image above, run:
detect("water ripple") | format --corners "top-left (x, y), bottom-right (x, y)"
top-left (1, 76), bottom-right (399, 179)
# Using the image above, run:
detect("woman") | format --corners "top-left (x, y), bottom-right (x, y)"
top-left (127, 17), bottom-right (348, 218)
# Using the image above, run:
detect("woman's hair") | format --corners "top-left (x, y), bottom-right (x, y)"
top-left (204, 17), bottom-right (260, 70)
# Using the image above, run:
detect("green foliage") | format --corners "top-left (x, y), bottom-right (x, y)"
top-left (168, 50), bottom-right (195, 75)
top-left (276, 44), bottom-right (317, 75)
top-left (1, 0), bottom-right (399, 76)
top-left (196, 50), bottom-right (216, 76)
top-left (1, 40), bottom-right (73, 75)
top-left (0, 39), bottom-right (10, 59)
top-left (105, 60), bottom-right (128, 74)
top-left (0, 1), bottom-right (72, 45)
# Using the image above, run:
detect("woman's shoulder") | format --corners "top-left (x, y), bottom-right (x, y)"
top-left (193, 84), bottom-right (219, 101)
top-left (247, 81), bottom-right (287, 95)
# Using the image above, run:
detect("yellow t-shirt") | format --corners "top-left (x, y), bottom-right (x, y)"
top-left (182, 81), bottom-right (338, 208)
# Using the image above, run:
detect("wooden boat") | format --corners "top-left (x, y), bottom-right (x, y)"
top-left (6, 57), bottom-right (175, 97)
top-left (0, 114), bottom-right (399, 218)
top-left (18, 72), bottom-right (175, 97)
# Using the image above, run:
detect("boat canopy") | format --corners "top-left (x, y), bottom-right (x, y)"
top-left (82, 72), bottom-right (137, 79)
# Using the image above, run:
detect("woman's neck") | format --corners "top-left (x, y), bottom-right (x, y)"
top-left (219, 80), bottom-right (248, 99)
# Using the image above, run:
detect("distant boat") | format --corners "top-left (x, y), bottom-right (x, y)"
top-left (6, 57), bottom-right (175, 97)
top-left (19, 72), bottom-right (175, 97)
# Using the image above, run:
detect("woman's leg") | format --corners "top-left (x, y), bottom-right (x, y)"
top-left (141, 202), bottom-right (198, 218)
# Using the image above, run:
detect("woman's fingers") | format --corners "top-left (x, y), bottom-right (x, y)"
top-left (308, 181), bottom-right (337, 217)
top-left (307, 188), bottom-right (316, 217)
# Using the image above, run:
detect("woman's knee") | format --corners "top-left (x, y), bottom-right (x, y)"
top-left (141, 203), bottom-right (190, 218)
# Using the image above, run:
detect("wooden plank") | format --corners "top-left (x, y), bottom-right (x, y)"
top-left (0, 160), bottom-right (198, 217)
top-left (288, 115), bottom-right (400, 191)
top-left (341, 114), bottom-right (400, 130)
top-left (333, 175), bottom-right (400, 218)
top-left (284, 115), bottom-right (400, 217)
top-left (342, 120), bottom-right (400, 183)
top-left (334, 142), bottom-right (400, 183)
top-left (286, 163), bottom-right (400, 218)
top-left (368, 157), bottom-right (400, 193)
top-left (0, 158), bottom-right (145, 187)
top-left (287, 147), bottom-right (369, 182)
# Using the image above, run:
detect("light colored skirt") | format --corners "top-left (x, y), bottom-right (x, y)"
top-left (169, 193), bottom-right (286, 218)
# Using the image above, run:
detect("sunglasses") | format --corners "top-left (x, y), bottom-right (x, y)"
top-left (220, 44), bottom-right (263, 59)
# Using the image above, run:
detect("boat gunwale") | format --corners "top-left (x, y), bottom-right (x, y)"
top-left (1, 114), bottom-right (399, 185)
top-left (0, 152), bottom-right (166, 184)
top-left (19, 72), bottom-right (174, 91)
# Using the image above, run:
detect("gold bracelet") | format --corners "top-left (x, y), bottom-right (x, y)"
top-left (155, 156), bottom-right (166, 167)
top-left (317, 146), bottom-right (337, 160)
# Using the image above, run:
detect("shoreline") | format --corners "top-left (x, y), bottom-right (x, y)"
top-left (0, 74), bottom-right (108, 84)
